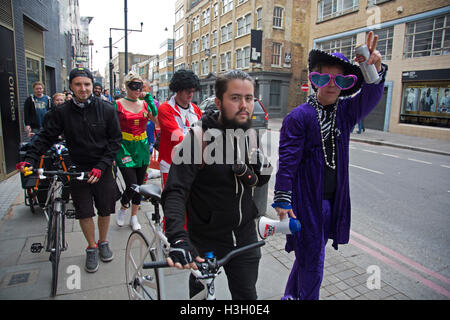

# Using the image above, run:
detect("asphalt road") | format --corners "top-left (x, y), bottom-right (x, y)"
top-left (261, 130), bottom-right (450, 298)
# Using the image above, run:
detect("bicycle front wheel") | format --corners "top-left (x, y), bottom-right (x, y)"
top-left (125, 231), bottom-right (160, 300)
top-left (49, 211), bottom-right (61, 297)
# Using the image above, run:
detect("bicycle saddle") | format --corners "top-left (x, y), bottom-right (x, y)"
top-left (133, 184), bottom-right (161, 202)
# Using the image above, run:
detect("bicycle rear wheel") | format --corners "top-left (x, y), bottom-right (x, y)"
top-left (49, 211), bottom-right (61, 297)
top-left (125, 231), bottom-right (160, 300)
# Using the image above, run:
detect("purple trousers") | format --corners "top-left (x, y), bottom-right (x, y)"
top-left (282, 200), bottom-right (332, 300)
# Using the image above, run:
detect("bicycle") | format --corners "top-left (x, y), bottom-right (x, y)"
top-left (25, 166), bottom-right (89, 297)
top-left (124, 183), bottom-right (265, 300)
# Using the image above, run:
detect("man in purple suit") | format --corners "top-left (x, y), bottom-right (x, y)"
top-left (272, 32), bottom-right (387, 300)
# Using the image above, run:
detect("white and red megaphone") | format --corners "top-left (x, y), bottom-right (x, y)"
top-left (257, 216), bottom-right (301, 239)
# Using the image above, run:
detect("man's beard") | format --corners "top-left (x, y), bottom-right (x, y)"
top-left (220, 112), bottom-right (253, 130)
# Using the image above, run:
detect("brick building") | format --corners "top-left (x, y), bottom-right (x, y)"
top-left (175, 0), bottom-right (309, 116)
top-left (310, 0), bottom-right (450, 140)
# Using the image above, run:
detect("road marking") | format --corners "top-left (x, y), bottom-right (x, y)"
top-left (349, 164), bottom-right (384, 175)
top-left (351, 231), bottom-right (450, 286)
top-left (349, 238), bottom-right (450, 299)
top-left (362, 149), bottom-right (378, 154)
top-left (441, 165), bottom-right (450, 169)
top-left (382, 153), bottom-right (399, 158)
top-left (407, 158), bottom-right (432, 165)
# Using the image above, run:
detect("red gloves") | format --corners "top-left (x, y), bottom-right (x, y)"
top-left (89, 168), bottom-right (102, 179)
top-left (16, 162), bottom-right (30, 171)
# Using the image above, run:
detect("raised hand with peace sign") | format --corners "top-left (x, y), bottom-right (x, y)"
top-left (355, 31), bottom-right (383, 73)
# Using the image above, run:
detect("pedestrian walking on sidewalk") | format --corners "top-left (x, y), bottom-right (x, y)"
top-left (115, 72), bottom-right (158, 230)
top-left (162, 70), bottom-right (272, 299)
top-left (157, 69), bottom-right (202, 188)
top-left (272, 31), bottom-right (388, 300)
top-left (17, 67), bottom-right (122, 273)
top-left (23, 81), bottom-right (51, 138)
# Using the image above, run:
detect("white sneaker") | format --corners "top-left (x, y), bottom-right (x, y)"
top-left (131, 215), bottom-right (141, 231)
top-left (116, 208), bottom-right (127, 227)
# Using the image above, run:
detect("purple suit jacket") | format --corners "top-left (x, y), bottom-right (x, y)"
top-left (275, 81), bottom-right (385, 269)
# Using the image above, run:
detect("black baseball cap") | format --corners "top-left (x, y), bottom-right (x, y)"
top-left (69, 67), bottom-right (94, 84)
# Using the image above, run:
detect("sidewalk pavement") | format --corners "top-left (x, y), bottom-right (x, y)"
top-left (0, 119), bottom-right (448, 300)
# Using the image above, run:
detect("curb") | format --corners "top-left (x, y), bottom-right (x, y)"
top-left (349, 137), bottom-right (450, 157)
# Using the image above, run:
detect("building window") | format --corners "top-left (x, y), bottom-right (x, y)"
top-left (193, 16), bottom-right (200, 31)
top-left (317, 35), bottom-right (356, 61)
top-left (26, 56), bottom-right (42, 96)
top-left (244, 46), bottom-right (250, 68)
top-left (211, 55), bottom-right (217, 72)
top-left (175, 7), bottom-right (184, 23)
top-left (175, 45), bottom-right (184, 59)
top-left (273, 7), bottom-right (283, 28)
top-left (238, 0), bottom-right (248, 5)
top-left (226, 52), bottom-right (231, 69)
top-left (175, 25), bottom-right (184, 41)
top-left (192, 39), bottom-right (199, 54)
top-left (201, 34), bottom-right (209, 51)
top-left (202, 9), bottom-right (210, 26)
top-left (236, 49), bottom-right (243, 69)
top-left (368, 0), bottom-right (393, 6)
top-left (317, 0), bottom-right (358, 22)
top-left (213, 3), bottom-right (219, 18)
top-left (270, 80), bottom-right (281, 107)
top-left (237, 14), bottom-right (251, 37)
top-left (222, 0), bottom-right (233, 15)
top-left (221, 23), bottom-right (232, 43)
top-left (272, 42), bottom-right (282, 66)
top-left (404, 14), bottom-right (450, 58)
top-left (256, 8), bottom-right (262, 30)
top-left (201, 59), bottom-right (209, 75)
top-left (400, 83), bottom-right (450, 128)
top-left (220, 54), bottom-right (225, 71)
top-left (375, 27), bottom-right (394, 60)
top-left (192, 61), bottom-right (199, 75)
top-left (212, 30), bottom-right (218, 46)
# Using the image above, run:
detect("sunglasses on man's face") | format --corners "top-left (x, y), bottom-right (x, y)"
top-left (309, 72), bottom-right (358, 91)
top-left (127, 81), bottom-right (143, 91)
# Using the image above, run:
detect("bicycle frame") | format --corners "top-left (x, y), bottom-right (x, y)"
top-left (143, 208), bottom-right (170, 299)
top-left (42, 174), bottom-right (67, 253)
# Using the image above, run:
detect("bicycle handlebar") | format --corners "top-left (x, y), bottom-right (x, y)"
top-left (24, 168), bottom-right (90, 180)
top-left (143, 240), bottom-right (265, 270)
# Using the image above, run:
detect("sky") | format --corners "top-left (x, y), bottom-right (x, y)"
top-left (79, 0), bottom-right (176, 76)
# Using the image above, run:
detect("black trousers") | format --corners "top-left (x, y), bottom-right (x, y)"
top-left (189, 246), bottom-right (261, 300)
top-left (119, 166), bottom-right (147, 206)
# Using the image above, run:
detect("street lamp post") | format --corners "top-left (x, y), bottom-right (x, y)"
top-left (108, 22), bottom-right (143, 96)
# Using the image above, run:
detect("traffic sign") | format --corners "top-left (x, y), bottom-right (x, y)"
top-left (301, 83), bottom-right (309, 92)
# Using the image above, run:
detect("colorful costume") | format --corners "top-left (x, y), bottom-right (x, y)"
top-left (115, 94), bottom-right (157, 168)
top-left (273, 50), bottom-right (387, 300)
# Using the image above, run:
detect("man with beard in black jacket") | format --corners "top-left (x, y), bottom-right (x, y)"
top-left (17, 67), bottom-right (122, 273)
top-left (162, 70), bottom-right (272, 299)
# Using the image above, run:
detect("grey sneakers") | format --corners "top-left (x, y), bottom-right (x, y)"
top-left (98, 241), bottom-right (114, 262)
top-left (85, 247), bottom-right (99, 273)
top-left (85, 241), bottom-right (114, 273)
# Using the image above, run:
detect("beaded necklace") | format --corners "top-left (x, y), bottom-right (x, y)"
top-left (308, 94), bottom-right (337, 170)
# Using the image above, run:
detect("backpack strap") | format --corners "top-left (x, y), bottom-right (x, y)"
top-left (191, 125), bottom-right (207, 169)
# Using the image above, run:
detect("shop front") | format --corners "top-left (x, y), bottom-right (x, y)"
top-left (400, 69), bottom-right (450, 128)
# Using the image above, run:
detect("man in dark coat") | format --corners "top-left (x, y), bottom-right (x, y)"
top-left (17, 67), bottom-right (122, 273)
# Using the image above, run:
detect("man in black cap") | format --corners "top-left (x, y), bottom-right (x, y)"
top-left (93, 82), bottom-right (107, 101)
top-left (17, 67), bottom-right (122, 273)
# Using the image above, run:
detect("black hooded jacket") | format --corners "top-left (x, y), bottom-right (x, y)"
top-left (161, 110), bottom-right (271, 258)
top-left (24, 96), bottom-right (121, 172)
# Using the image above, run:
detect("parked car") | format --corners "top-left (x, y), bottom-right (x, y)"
top-left (198, 96), bottom-right (269, 131)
